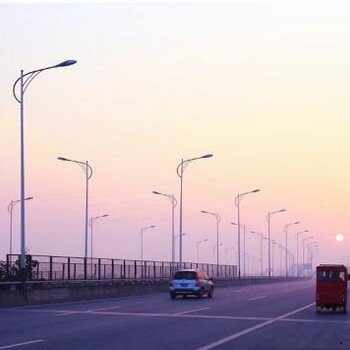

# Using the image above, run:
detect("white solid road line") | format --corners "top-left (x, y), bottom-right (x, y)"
top-left (173, 307), bottom-right (210, 315)
top-left (248, 296), bottom-right (266, 301)
top-left (0, 340), bottom-right (45, 349)
top-left (196, 302), bottom-right (315, 350)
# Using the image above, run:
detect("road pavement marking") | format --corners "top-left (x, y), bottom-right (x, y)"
top-left (86, 306), bottom-right (122, 312)
top-left (248, 296), bottom-right (266, 301)
top-left (0, 340), bottom-right (45, 349)
top-left (173, 307), bottom-right (210, 315)
top-left (196, 302), bottom-right (315, 350)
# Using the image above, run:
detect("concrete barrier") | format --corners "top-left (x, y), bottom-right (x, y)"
top-left (0, 277), bottom-right (309, 308)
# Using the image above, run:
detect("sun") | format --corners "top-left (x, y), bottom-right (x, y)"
top-left (336, 234), bottom-right (344, 242)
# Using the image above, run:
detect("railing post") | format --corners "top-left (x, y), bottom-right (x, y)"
top-left (123, 260), bottom-right (126, 279)
top-left (68, 257), bottom-right (71, 280)
top-left (112, 259), bottom-right (115, 279)
top-left (98, 258), bottom-right (101, 280)
top-left (49, 256), bottom-right (53, 281)
top-left (134, 260), bottom-right (137, 279)
top-left (84, 257), bottom-right (87, 280)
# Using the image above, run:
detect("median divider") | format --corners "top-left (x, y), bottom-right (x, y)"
top-left (0, 277), bottom-right (309, 308)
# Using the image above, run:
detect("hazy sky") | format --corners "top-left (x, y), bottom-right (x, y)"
top-left (1, 0), bottom-right (350, 271)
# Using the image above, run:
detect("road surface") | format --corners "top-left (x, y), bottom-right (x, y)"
top-left (0, 279), bottom-right (349, 349)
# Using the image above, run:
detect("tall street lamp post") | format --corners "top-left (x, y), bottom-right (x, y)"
top-left (284, 221), bottom-right (300, 277)
top-left (267, 209), bottom-right (286, 277)
top-left (13, 59), bottom-right (76, 298)
top-left (201, 211), bottom-right (221, 272)
top-left (7, 197), bottom-right (33, 257)
top-left (234, 189), bottom-right (260, 278)
top-left (176, 153), bottom-right (213, 266)
top-left (89, 214), bottom-right (108, 279)
top-left (140, 225), bottom-right (156, 262)
top-left (152, 191), bottom-right (177, 264)
top-left (302, 236), bottom-right (314, 276)
top-left (250, 231), bottom-right (265, 277)
top-left (296, 230), bottom-right (308, 276)
top-left (196, 239), bottom-right (208, 263)
top-left (89, 214), bottom-right (109, 259)
top-left (57, 157), bottom-right (93, 261)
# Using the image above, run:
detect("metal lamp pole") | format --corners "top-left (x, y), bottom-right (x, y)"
top-left (196, 239), bottom-right (208, 263)
top-left (89, 214), bottom-right (109, 259)
top-left (296, 230), bottom-right (308, 276)
top-left (57, 157), bottom-right (93, 259)
top-left (7, 197), bottom-right (33, 257)
top-left (13, 59), bottom-right (76, 298)
top-left (140, 225), bottom-right (156, 262)
top-left (234, 189), bottom-right (260, 278)
top-left (152, 191), bottom-right (177, 264)
top-left (250, 231), bottom-right (265, 276)
top-left (266, 209), bottom-right (286, 277)
top-left (201, 211), bottom-right (221, 272)
top-left (302, 236), bottom-right (314, 276)
top-left (284, 221), bottom-right (300, 277)
top-left (176, 153), bottom-right (213, 266)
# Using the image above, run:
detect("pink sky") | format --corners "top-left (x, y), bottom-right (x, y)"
top-left (1, 1), bottom-right (350, 272)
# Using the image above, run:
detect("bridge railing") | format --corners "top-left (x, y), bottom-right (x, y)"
top-left (2, 254), bottom-right (237, 282)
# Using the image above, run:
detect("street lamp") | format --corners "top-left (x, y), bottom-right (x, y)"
top-left (177, 153), bottom-right (213, 266)
top-left (152, 191), bottom-right (177, 264)
top-left (250, 231), bottom-right (265, 276)
top-left (89, 214), bottom-right (109, 259)
top-left (140, 225), bottom-right (156, 262)
top-left (296, 230), bottom-right (308, 276)
top-left (302, 236), bottom-right (314, 276)
top-left (201, 211), bottom-right (221, 270)
top-left (267, 209), bottom-right (286, 277)
top-left (7, 197), bottom-right (33, 257)
top-left (196, 239), bottom-right (209, 263)
top-left (234, 189), bottom-right (260, 278)
top-left (284, 221), bottom-right (300, 277)
top-left (13, 59), bottom-right (76, 298)
top-left (57, 156), bottom-right (93, 260)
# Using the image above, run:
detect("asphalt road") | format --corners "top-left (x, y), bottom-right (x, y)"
top-left (0, 279), bottom-right (349, 350)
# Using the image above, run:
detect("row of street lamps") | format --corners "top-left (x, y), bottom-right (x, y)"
top-left (11, 60), bottom-right (318, 300)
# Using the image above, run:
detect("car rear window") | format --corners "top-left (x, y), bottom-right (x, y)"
top-left (173, 271), bottom-right (197, 280)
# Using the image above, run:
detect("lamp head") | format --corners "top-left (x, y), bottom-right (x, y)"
top-left (152, 191), bottom-right (161, 195)
top-left (55, 60), bottom-right (77, 68)
top-left (102, 214), bottom-right (109, 218)
top-left (201, 153), bottom-right (213, 159)
top-left (25, 196), bottom-right (34, 201)
top-left (252, 189), bottom-right (260, 193)
top-left (57, 156), bottom-right (69, 161)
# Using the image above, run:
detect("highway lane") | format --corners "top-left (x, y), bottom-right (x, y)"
top-left (0, 279), bottom-right (349, 350)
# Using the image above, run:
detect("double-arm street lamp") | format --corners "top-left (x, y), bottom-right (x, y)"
top-left (201, 211), bottom-right (221, 270)
top-left (284, 221), bottom-right (300, 277)
top-left (196, 239), bottom-right (208, 263)
top-left (176, 153), bottom-right (213, 266)
top-left (140, 225), bottom-right (156, 262)
top-left (296, 230), bottom-right (308, 276)
top-left (234, 189), bottom-right (260, 278)
top-left (152, 191), bottom-right (177, 264)
top-left (57, 157), bottom-right (93, 259)
top-left (267, 209), bottom-right (286, 277)
top-left (13, 59), bottom-right (76, 297)
top-left (7, 197), bottom-right (33, 257)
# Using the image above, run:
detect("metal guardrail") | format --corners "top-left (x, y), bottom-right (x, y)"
top-left (2, 254), bottom-right (237, 282)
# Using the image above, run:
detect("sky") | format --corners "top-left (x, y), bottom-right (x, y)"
top-left (1, 0), bottom-right (350, 274)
